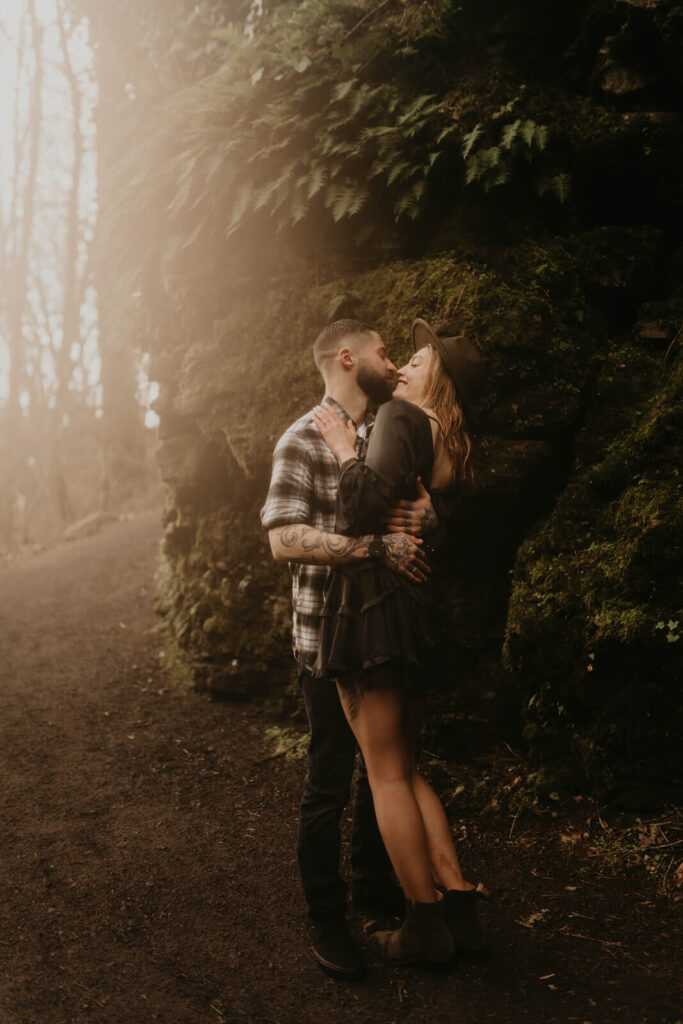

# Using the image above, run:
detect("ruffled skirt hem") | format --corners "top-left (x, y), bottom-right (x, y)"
top-left (312, 562), bottom-right (445, 690)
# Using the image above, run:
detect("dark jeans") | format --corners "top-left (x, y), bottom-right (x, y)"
top-left (297, 660), bottom-right (392, 921)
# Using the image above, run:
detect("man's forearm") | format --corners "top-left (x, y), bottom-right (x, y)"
top-left (269, 524), bottom-right (375, 565)
top-left (269, 524), bottom-right (430, 580)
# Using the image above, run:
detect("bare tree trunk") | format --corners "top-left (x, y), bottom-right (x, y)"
top-left (7, 0), bottom-right (41, 406)
top-left (43, 0), bottom-right (89, 527)
top-left (56, 0), bottom-right (83, 408)
top-left (89, 5), bottom-right (146, 513)
top-left (0, 0), bottom-right (43, 542)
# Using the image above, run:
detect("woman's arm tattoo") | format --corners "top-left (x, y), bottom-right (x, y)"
top-left (420, 505), bottom-right (439, 537)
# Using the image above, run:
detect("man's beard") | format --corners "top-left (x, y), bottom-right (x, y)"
top-left (356, 361), bottom-right (394, 405)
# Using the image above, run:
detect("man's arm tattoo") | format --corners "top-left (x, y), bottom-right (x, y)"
top-left (272, 525), bottom-right (427, 576)
top-left (277, 525), bottom-right (370, 563)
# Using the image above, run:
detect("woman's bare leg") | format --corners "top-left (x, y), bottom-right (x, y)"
top-left (411, 773), bottom-right (473, 890)
top-left (336, 681), bottom-right (438, 904)
top-left (403, 700), bottom-right (473, 892)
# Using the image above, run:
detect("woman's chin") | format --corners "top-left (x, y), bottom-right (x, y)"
top-left (393, 387), bottom-right (419, 405)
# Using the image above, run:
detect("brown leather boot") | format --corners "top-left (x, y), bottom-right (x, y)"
top-left (372, 899), bottom-right (454, 965)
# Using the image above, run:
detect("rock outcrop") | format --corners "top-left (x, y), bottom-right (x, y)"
top-left (142, 0), bottom-right (682, 795)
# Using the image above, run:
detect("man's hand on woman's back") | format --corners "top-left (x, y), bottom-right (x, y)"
top-left (384, 478), bottom-right (439, 539)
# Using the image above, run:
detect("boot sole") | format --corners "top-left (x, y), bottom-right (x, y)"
top-left (376, 951), bottom-right (456, 970)
top-left (311, 947), bottom-right (366, 981)
top-left (372, 942), bottom-right (456, 970)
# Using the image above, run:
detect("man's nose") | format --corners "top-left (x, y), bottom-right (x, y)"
top-left (386, 358), bottom-right (398, 372)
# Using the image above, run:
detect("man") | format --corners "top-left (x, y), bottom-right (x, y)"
top-left (260, 319), bottom-right (439, 980)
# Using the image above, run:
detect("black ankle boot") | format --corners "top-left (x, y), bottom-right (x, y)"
top-left (372, 899), bottom-right (454, 965)
top-left (306, 915), bottom-right (366, 980)
top-left (443, 888), bottom-right (487, 953)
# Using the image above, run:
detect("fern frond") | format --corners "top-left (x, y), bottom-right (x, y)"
top-left (410, 178), bottom-right (426, 206)
top-left (501, 119), bottom-right (521, 149)
top-left (482, 146), bottom-right (501, 169)
top-left (397, 94), bottom-right (436, 124)
top-left (465, 153), bottom-right (481, 185)
top-left (253, 168), bottom-right (289, 211)
top-left (387, 160), bottom-right (410, 186)
top-left (330, 185), bottom-right (361, 222)
top-left (317, 135), bottom-right (335, 157)
top-left (462, 125), bottom-right (482, 159)
top-left (324, 182), bottom-right (341, 209)
top-left (347, 185), bottom-right (368, 216)
top-left (227, 181), bottom-right (253, 230)
top-left (198, 156), bottom-right (224, 195)
top-left (361, 125), bottom-right (398, 141)
top-left (395, 178), bottom-right (425, 220)
top-left (521, 119), bottom-right (536, 147)
top-left (552, 172), bottom-right (571, 202)
top-left (437, 124), bottom-right (456, 145)
top-left (490, 165), bottom-right (511, 188)
top-left (350, 84), bottom-right (374, 117)
top-left (306, 165), bottom-right (326, 199)
top-left (492, 97), bottom-right (518, 120)
top-left (289, 188), bottom-right (308, 224)
top-left (327, 140), bottom-right (362, 158)
top-left (534, 124), bottom-right (548, 151)
top-left (325, 106), bottom-right (364, 132)
top-left (368, 151), bottom-right (396, 179)
top-left (328, 294), bottom-right (347, 318)
top-left (246, 138), bottom-right (290, 163)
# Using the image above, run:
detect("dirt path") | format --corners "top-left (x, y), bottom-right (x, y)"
top-left (0, 514), bottom-right (680, 1024)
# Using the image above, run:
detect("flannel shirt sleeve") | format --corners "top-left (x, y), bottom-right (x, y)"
top-left (260, 431), bottom-right (315, 530)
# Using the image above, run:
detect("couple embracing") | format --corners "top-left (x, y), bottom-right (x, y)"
top-left (260, 317), bottom-right (486, 979)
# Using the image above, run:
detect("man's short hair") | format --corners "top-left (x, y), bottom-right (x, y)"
top-left (313, 319), bottom-right (375, 371)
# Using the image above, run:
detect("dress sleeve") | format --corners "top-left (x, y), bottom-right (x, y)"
top-left (336, 400), bottom-right (431, 535)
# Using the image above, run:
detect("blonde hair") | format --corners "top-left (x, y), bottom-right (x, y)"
top-left (422, 344), bottom-right (473, 483)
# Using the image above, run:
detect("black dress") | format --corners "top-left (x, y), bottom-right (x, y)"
top-left (313, 398), bottom-right (456, 690)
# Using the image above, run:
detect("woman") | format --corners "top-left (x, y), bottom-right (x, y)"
top-left (312, 318), bottom-right (486, 966)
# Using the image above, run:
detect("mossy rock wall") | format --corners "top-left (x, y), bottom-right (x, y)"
top-left (504, 332), bottom-right (682, 796)
top-left (151, 230), bottom-right (681, 792)
top-left (139, 0), bottom-right (683, 796)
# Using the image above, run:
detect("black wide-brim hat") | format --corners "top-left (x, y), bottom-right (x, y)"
top-left (411, 318), bottom-right (486, 413)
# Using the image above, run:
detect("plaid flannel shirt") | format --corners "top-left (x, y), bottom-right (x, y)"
top-left (260, 396), bottom-right (372, 667)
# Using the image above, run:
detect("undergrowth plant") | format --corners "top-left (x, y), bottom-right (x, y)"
top-left (463, 98), bottom-right (570, 201)
top-left (113, 0), bottom-right (571, 279)
top-left (164, 1), bottom-right (458, 242)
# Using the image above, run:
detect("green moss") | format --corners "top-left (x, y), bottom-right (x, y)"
top-left (155, 229), bottom-right (681, 789)
top-left (158, 634), bottom-right (193, 690)
top-left (504, 352), bottom-right (682, 792)
top-left (263, 726), bottom-right (308, 763)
